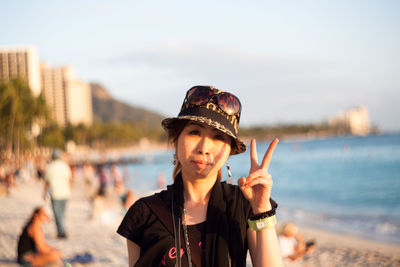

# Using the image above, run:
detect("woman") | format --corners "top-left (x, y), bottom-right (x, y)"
top-left (17, 206), bottom-right (63, 266)
top-left (117, 86), bottom-right (283, 266)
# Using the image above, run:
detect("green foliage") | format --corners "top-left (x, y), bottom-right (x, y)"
top-left (38, 122), bottom-right (166, 149)
top-left (37, 124), bottom-right (65, 148)
top-left (0, 78), bottom-right (49, 153)
top-left (239, 123), bottom-right (337, 139)
top-left (1, 78), bottom-right (351, 152)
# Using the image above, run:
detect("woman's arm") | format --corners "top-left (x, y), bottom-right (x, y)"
top-left (248, 226), bottom-right (283, 267)
top-left (239, 139), bottom-right (284, 267)
top-left (127, 239), bottom-right (140, 266)
top-left (29, 224), bottom-right (51, 253)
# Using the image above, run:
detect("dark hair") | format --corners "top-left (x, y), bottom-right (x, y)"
top-left (23, 206), bottom-right (43, 229)
top-left (166, 119), bottom-right (189, 145)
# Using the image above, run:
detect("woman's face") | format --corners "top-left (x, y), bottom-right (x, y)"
top-left (176, 121), bottom-right (232, 181)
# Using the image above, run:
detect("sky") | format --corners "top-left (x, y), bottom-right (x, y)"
top-left (1, 0), bottom-right (399, 131)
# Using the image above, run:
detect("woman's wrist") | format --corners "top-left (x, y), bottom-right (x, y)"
top-left (252, 205), bottom-right (272, 214)
top-left (248, 215), bottom-right (277, 231)
top-left (250, 199), bottom-right (278, 220)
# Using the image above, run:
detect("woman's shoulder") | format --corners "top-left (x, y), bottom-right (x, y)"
top-left (124, 188), bottom-right (172, 218)
top-left (117, 188), bottom-right (173, 244)
top-left (117, 196), bottom-right (154, 240)
top-left (26, 222), bottom-right (43, 243)
top-left (27, 222), bottom-right (39, 235)
top-left (139, 187), bottom-right (172, 204)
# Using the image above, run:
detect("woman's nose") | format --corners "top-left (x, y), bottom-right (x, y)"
top-left (197, 136), bottom-right (212, 155)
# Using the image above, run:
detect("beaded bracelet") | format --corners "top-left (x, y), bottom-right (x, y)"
top-left (249, 199), bottom-right (278, 220)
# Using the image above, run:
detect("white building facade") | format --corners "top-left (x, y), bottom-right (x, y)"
top-left (1, 46), bottom-right (92, 126)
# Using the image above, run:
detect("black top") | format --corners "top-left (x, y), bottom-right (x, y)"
top-left (187, 221), bottom-right (206, 267)
top-left (17, 225), bottom-right (37, 263)
top-left (117, 173), bottom-right (253, 267)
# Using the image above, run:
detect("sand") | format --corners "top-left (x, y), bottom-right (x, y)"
top-left (1, 173), bottom-right (400, 267)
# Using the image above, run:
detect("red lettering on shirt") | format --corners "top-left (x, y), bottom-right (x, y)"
top-left (168, 247), bottom-right (185, 259)
top-left (162, 254), bottom-right (166, 266)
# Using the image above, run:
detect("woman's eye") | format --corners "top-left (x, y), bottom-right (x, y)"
top-left (214, 134), bottom-right (225, 141)
top-left (189, 130), bottom-right (200, 135)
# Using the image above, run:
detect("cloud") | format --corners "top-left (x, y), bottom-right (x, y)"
top-left (103, 41), bottom-right (399, 130)
top-left (112, 41), bottom-right (337, 83)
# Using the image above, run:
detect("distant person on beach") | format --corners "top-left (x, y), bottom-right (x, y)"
top-left (111, 164), bottom-right (135, 211)
top-left (96, 164), bottom-right (108, 197)
top-left (91, 164), bottom-right (109, 220)
top-left (278, 222), bottom-right (315, 263)
top-left (118, 85), bottom-right (284, 266)
top-left (17, 206), bottom-right (63, 266)
top-left (82, 161), bottom-right (97, 199)
top-left (43, 149), bottom-right (72, 239)
top-left (156, 171), bottom-right (167, 190)
top-left (35, 156), bottom-right (47, 181)
top-left (1, 159), bottom-right (17, 195)
top-left (111, 164), bottom-right (124, 194)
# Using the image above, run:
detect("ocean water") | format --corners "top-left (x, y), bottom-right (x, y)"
top-left (125, 133), bottom-right (400, 244)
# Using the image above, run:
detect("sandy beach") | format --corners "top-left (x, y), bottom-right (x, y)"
top-left (1, 173), bottom-right (400, 267)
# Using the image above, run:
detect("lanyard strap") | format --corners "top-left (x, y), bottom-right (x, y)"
top-left (171, 198), bottom-right (181, 267)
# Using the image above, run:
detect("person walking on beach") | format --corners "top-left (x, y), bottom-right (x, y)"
top-left (17, 206), bottom-right (63, 266)
top-left (117, 86), bottom-right (283, 266)
top-left (43, 149), bottom-right (72, 239)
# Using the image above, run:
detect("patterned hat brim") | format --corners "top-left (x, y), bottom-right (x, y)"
top-left (162, 116), bottom-right (247, 155)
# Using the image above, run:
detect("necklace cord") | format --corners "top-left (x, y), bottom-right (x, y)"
top-left (182, 206), bottom-right (193, 267)
top-left (172, 197), bottom-right (182, 267)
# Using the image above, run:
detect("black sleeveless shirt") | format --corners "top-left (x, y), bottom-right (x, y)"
top-left (17, 225), bottom-right (37, 263)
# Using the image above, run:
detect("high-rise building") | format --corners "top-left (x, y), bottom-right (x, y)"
top-left (1, 46), bottom-right (92, 126)
top-left (329, 106), bottom-right (371, 136)
top-left (66, 78), bottom-right (93, 126)
top-left (0, 46), bottom-right (41, 96)
top-left (41, 63), bottom-right (93, 126)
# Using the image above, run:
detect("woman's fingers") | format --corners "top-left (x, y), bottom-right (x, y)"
top-left (238, 177), bottom-right (253, 197)
top-left (261, 138), bottom-right (279, 171)
top-left (245, 168), bottom-right (269, 182)
top-left (237, 177), bottom-right (247, 187)
top-left (240, 168), bottom-right (272, 187)
top-left (242, 173), bottom-right (273, 188)
top-left (250, 139), bottom-right (259, 169)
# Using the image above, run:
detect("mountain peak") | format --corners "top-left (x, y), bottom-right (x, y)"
top-left (90, 83), bottom-right (165, 128)
top-left (91, 83), bottom-right (112, 100)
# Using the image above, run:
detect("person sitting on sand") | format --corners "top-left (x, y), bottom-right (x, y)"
top-left (17, 206), bottom-right (63, 266)
top-left (278, 222), bottom-right (315, 262)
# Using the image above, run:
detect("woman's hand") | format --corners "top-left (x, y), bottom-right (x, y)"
top-left (238, 138), bottom-right (279, 213)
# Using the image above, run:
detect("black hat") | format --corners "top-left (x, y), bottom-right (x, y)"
top-left (162, 86), bottom-right (246, 155)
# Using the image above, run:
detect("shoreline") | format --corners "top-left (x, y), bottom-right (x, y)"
top-left (1, 173), bottom-right (400, 266)
top-left (70, 132), bottom-right (398, 164)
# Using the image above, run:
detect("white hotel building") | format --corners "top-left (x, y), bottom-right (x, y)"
top-left (0, 46), bottom-right (92, 126)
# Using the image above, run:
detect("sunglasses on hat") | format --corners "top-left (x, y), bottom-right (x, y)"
top-left (184, 86), bottom-right (242, 121)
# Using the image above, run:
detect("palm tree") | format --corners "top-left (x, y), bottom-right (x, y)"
top-left (0, 78), bottom-right (49, 157)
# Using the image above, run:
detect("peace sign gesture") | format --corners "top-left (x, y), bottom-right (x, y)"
top-left (238, 138), bottom-right (279, 213)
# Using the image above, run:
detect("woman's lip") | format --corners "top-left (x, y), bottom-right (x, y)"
top-left (192, 160), bottom-right (212, 166)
